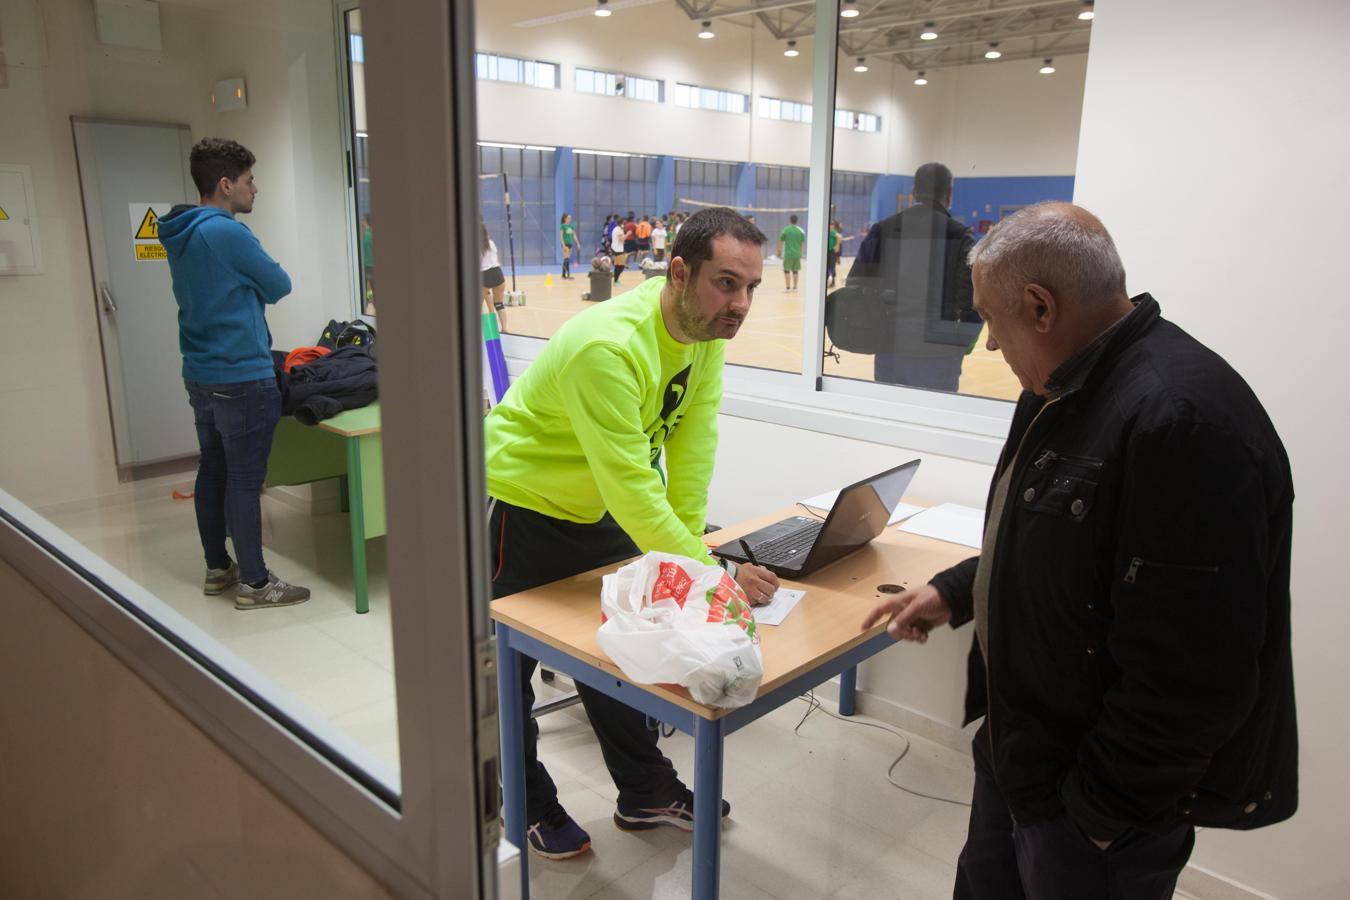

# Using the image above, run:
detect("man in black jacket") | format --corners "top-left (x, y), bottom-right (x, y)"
top-left (848, 162), bottom-right (980, 391)
top-left (862, 202), bottom-right (1297, 899)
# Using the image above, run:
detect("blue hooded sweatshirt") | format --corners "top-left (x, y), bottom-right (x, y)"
top-left (158, 204), bottom-right (292, 383)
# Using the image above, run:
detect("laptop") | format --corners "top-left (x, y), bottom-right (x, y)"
top-left (712, 460), bottom-right (921, 578)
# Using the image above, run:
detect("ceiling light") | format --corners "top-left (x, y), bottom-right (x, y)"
top-left (1078, 1), bottom-right (1094, 20)
top-left (840, 0), bottom-right (860, 18)
top-left (1039, 58), bottom-right (1056, 74)
top-left (853, 57), bottom-right (868, 73)
top-left (698, 20), bottom-right (715, 39)
top-left (913, 71), bottom-right (928, 85)
top-left (784, 40), bottom-right (799, 57)
top-left (984, 43), bottom-right (1001, 59)
top-left (919, 22), bottom-right (938, 40)
top-left (593, 0), bottom-right (611, 17)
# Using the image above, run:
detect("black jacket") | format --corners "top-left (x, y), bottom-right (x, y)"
top-left (931, 295), bottom-right (1297, 841)
top-left (281, 345), bottom-right (378, 425)
top-left (850, 203), bottom-right (979, 357)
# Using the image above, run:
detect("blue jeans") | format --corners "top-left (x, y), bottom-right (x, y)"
top-left (184, 378), bottom-right (282, 584)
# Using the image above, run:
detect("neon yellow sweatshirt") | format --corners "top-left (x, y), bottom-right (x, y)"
top-left (485, 277), bottom-right (722, 564)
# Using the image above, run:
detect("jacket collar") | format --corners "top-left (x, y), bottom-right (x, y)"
top-left (1044, 293), bottom-right (1160, 399)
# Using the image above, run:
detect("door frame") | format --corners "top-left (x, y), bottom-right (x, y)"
top-left (3, 2), bottom-right (498, 897)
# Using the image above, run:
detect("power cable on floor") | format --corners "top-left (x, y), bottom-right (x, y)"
top-left (795, 690), bottom-right (972, 808)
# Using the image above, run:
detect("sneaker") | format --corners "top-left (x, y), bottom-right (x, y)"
top-left (234, 572), bottom-right (311, 611)
top-left (613, 789), bottom-right (731, 833)
top-left (526, 808), bottom-right (592, 860)
top-left (204, 561), bottom-right (239, 596)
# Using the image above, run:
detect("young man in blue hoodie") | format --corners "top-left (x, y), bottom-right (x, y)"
top-left (159, 137), bottom-right (310, 610)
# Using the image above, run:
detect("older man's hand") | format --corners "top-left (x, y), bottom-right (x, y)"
top-left (735, 564), bottom-right (780, 606)
top-left (860, 583), bottom-right (952, 642)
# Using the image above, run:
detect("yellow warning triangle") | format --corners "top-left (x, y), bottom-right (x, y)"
top-left (0, 205), bottom-right (9, 221)
top-left (134, 207), bottom-right (159, 240)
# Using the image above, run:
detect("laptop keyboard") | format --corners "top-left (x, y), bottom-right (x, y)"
top-left (754, 521), bottom-right (824, 564)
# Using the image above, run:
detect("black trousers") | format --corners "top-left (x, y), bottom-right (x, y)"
top-left (489, 499), bottom-right (684, 823)
top-left (955, 722), bottom-right (1195, 900)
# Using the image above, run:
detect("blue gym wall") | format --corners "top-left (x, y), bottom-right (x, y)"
top-left (482, 145), bottom-right (1075, 274)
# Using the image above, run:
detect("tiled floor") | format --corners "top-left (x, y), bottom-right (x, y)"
top-left (40, 480), bottom-right (1203, 899)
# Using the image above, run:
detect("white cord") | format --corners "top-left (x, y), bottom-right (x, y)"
top-left (795, 690), bottom-right (972, 808)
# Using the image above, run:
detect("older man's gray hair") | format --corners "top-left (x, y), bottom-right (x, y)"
top-left (969, 202), bottom-right (1127, 308)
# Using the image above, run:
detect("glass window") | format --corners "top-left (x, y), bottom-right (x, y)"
top-left (824, 11), bottom-right (1087, 404)
top-left (759, 96), bottom-right (814, 123)
top-left (343, 10), bottom-right (374, 315)
top-left (576, 68), bottom-right (664, 103)
top-left (474, 51), bottom-right (559, 89)
top-left (7, 0), bottom-right (407, 812)
top-left (674, 82), bottom-right (750, 114)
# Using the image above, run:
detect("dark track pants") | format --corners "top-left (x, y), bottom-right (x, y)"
top-left (954, 722), bottom-right (1195, 900)
top-left (489, 498), bottom-right (685, 824)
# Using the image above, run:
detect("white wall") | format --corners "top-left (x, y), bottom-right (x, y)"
top-left (0, 0), bottom-right (355, 508)
top-left (708, 415), bottom-right (991, 728)
top-left (475, 0), bottom-right (1085, 177)
top-left (922, 53), bottom-right (1088, 178)
top-left (1071, 3), bottom-right (1350, 897)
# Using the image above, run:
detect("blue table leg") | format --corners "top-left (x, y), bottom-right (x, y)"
top-left (692, 716), bottom-right (725, 900)
top-left (839, 665), bottom-right (858, 716)
top-left (497, 626), bottom-right (529, 900)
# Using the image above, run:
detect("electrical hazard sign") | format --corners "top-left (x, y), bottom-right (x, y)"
top-left (128, 202), bottom-right (174, 262)
top-left (134, 207), bottom-right (159, 239)
top-left (0, 205), bottom-right (9, 221)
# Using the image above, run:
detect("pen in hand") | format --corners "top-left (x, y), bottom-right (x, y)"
top-left (738, 538), bottom-right (760, 568)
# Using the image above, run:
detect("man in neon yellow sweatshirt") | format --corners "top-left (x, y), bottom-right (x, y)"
top-left (485, 208), bottom-right (780, 860)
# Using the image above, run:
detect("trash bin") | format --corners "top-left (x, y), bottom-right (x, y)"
top-left (588, 269), bottom-right (612, 301)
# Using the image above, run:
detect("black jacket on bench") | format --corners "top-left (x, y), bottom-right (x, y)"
top-left (930, 294), bottom-right (1297, 841)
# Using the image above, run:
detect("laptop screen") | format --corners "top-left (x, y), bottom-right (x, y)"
top-left (807, 460), bottom-right (920, 570)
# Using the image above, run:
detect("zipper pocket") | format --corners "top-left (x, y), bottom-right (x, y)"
top-left (1033, 449), bottom-right (1105, 471)
top-left (1124, 556), bottom-right (1220, 584)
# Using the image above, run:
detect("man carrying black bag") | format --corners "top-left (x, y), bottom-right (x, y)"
top-left (841, 162), bottom-right (980, 392)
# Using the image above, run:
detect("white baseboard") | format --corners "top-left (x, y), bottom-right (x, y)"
top-left (814, 678), bottom-right (977, 754)
top-left (266, 480), bottom-right (342, 515)
top-left (1178, 863), bottom-right (1280, 900)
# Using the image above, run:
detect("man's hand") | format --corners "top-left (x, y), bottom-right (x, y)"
top-left (860, 583), bottom-right (952, 642)
top-left (735, 564), bottom-right (780, 606)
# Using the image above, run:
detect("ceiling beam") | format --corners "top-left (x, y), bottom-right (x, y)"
top-left (869, 21), bottom-right (1089, 58)
top-left (697, 0), bottom-right (815, 22)
top-left (779, 0), bottom-right (1085, 40)
top-left (898, 46), bottom-right (1087, 72)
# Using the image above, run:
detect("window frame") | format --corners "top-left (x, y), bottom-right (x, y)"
top-left (758, 94), bottom-right (813, 123)
top-left (575, 66), bottom-right (665, 103)
top-left (0, 1), bottom-right (503, 898)
top-left (474, 50), bottom-right (561, 89)
top-left (673, 81), bottom-right (750, 114)
top-left (334, 0), bottom-right (370, 322)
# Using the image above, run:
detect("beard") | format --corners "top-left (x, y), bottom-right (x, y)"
top-left (673, 281), bottom-right (744, 341)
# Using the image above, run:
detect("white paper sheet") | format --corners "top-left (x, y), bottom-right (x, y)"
top-left (752, 587), bottom-right (806, 627)
top-left (897, 502), bottom-right (985, 549)
top-left (800, 490), bottom-right (924, 526)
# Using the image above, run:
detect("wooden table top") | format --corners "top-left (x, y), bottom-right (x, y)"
top-left (490, 504), bottom-right (976, 720)
top-left (317, 402), bottom-right (381, 437)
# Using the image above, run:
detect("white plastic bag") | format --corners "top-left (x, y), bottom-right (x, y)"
top-left (596, 552), bottom-right (763, 708)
